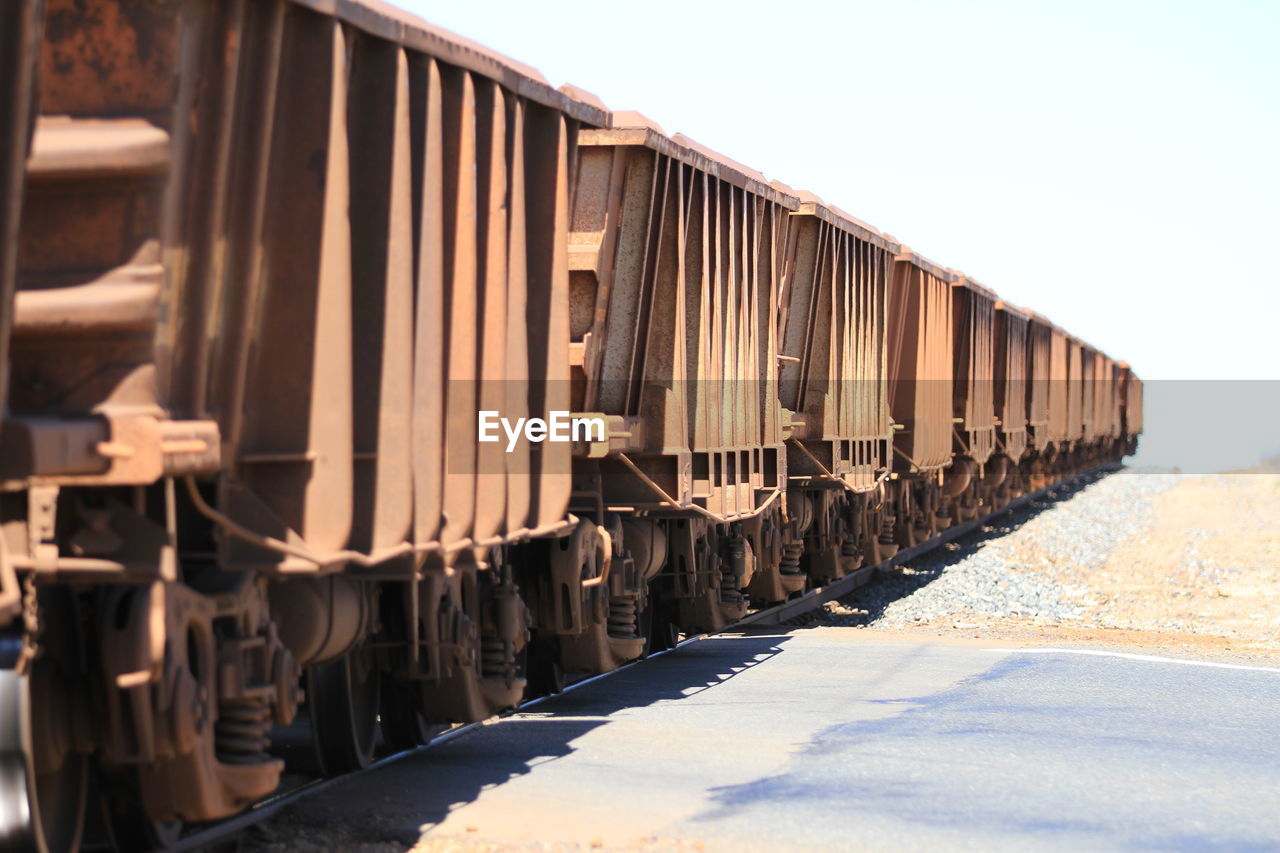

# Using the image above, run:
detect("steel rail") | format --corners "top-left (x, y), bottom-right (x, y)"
top-left (169, 462), bottom-right (1122, 853)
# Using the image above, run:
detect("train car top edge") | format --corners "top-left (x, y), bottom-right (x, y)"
top-left (792, 192), bottom-right (901, 253)
top-left (579, 112), bottom-right (801, 208)
top-left (993, 299), bottom-right (1033, 321)
top-left (895, 246), bottom-right (958, 282)
top-left (290, 0), bottom-right (610, 126)
top-left (951, 273), bottom-right (1000, 301)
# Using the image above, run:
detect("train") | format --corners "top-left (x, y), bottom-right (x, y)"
top-left (0, 0), bottom-right (1142, 850)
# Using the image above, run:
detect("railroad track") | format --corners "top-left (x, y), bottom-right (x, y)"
top-left (167, 464), bottom-right (1120, 853)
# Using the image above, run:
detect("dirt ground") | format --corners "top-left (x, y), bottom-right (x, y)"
top-left (815, 474), bottom-right (1280, 665)
top-left (1068, 474), bottom-right (1280, 648)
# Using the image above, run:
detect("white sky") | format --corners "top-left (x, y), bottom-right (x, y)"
top-left (395, 0), bottom-right (1279, 467)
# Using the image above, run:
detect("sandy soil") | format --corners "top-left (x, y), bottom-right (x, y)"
top-left (1062, 475), bottom-right (1280, 647)
top-left (807, 474), bottom-right (1280, 664)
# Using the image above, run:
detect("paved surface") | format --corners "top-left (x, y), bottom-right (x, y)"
top-left (248, 629), bottom-right (1280, 852)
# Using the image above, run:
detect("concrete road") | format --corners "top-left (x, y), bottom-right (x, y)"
top-left (258, 628), bottom-right (1280, 852)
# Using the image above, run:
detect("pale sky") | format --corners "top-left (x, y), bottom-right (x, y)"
top-left (396, 0), bottom-right (1279, 467)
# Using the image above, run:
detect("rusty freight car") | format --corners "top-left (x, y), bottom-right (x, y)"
top-left (991, 299), bottom-right (1031, 503)
top-left (0, 1), bottom-right (1143, 850)
top-left (774, 194), bottom-right (898, 589)
top-left (1117, 363), bottom-right (1144, 455)
top-left (945, 273), bottom-right (998, 523)
top-left (566, 113), bottom-right (798, 636)
top-left (885, 248), bottom-right (956, 548)
top-left (0, 0), bottom-right (613, 845)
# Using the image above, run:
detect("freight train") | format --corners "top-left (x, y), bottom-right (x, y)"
top-left (0, 1), bottom-right (1142, 849)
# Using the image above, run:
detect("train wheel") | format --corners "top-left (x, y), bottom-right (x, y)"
top-left (641, 593), bottom-right (680, 657)
top-left (524, 636), bottom-right (566, 699)
top-left (378, 680), bottom-right (444, 753)
top-left (308, 643), bottom-right (381, 776)
top-left (894, 515), bottom-right (920, 550)
top-left (0, 591), bottom-right (88, 853)
top-left (96, 771), bottom-right (182, 852)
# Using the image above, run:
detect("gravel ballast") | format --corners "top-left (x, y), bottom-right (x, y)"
top-left (793, 472), bottom-right (1180, 629)
top-left (794, 470), bottom-right (1280, 651)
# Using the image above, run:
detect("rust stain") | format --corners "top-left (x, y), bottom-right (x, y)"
top-left (40, 0), bottom-right (179, 117)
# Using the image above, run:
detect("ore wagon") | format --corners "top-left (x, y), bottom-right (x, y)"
top-left (566, 113), bottom-right (797, 633)
top-left (774, 194), bottom-right (898, 587)
top-left (946, 274), bottom-right (998, 521)
top-left (886, 248), bottom-right (956, 547)
top-left (991, 299), bottom-right (1031, 503)
top-left (0, 0), bottom-right (608, 845)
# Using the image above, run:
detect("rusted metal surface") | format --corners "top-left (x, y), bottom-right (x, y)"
top-left (1095, 352), bottom-right (1119, 441)
top-left (1047, 320), bottom-right (1070, 447)
top-left (0, 0), bottom-right (43, 417)
top-left (0, 0), bottom-right (46, 627)
top-left (291, 0), bottom-right (608, 122)
top-left (0, 0), bottom-right (610, 833)
top-left (1065, 335), bottom-right (1085, 444)
top-left (567, 116), bottom-right (801, 634)
top-left (140, 0), bottom-right (611, 762)
top-left (155, 0), bottom-right (601, 568)
top-left (1130, 374), bottom-right (1144, 436)
top-left (993, 300), bottom-right (1030, 463)
top-left (5, 0), bottom-right (210, 496)
top-left (887, 248), bottom-right (956, 473)
top-left (1117, 362), bottom-right (1144, 452)
top-left (1023, 311), bottom-right (1053, 454)
top-left (950, 275), bottom-right (997, 469)
top-left (570, 114), bottom-right (798, 521)
top-left (1079, 343), bottom-right (1098, 443)
top-left (779, 192), bottom-right (897, 492)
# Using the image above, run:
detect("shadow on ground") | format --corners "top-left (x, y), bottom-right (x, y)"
top-left (235, 633), bottom-right (793, 851)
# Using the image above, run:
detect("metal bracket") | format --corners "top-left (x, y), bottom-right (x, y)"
top-left (27, 484), bottom-right (59, 573)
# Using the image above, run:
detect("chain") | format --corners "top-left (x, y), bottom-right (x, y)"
top-left (16, 573), bottom-right (40, 676)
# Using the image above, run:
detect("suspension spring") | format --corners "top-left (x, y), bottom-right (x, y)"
top-left (780, 542), bottom-right (805, 576)
top-left (215, 697), bottom-right (272, 765)
top-left (718, 559), bottom-right (744, 606)
top-left (479, 637), bottom-right (511, 680)
top-left (878, 515), bottom-right (896, 544)
top-left (607, 596), bottom-right (638, 638)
